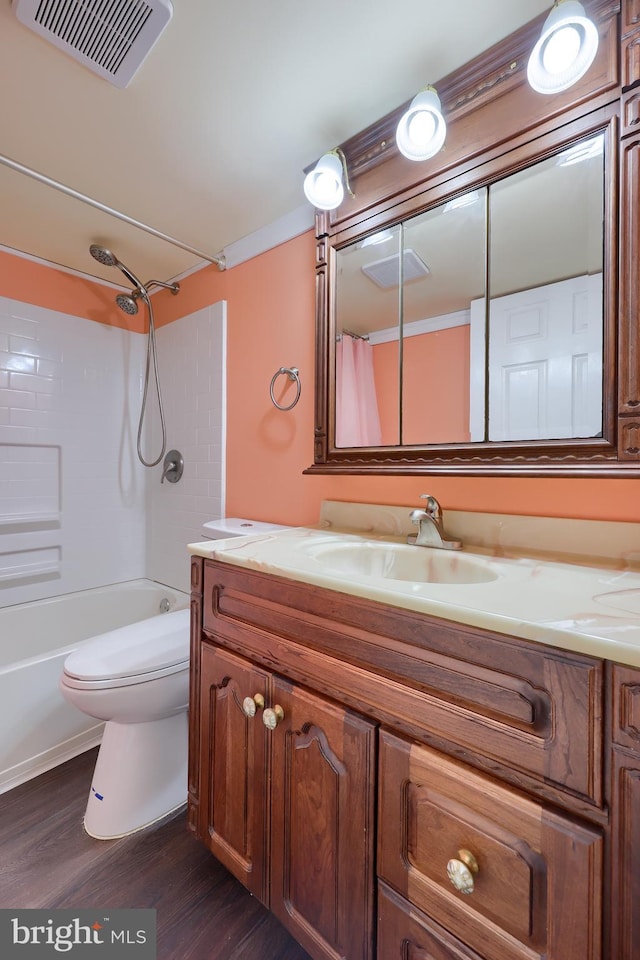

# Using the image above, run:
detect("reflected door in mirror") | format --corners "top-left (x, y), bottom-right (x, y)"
top-left (477, 134), bottom-right (604, 442)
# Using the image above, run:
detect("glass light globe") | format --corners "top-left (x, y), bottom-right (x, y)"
top-left (542, 24), bottom-right (582, 74)
top-left (303, 152), bottom-right (345, 210)
top-left (407, 110), bottom-right (437, 150)
top-left (527, 1), bottom-right (599, 94)
top-left (313, 172), bottom-right (342, 207)
top-left (396, 87), bottom-right (446, 161)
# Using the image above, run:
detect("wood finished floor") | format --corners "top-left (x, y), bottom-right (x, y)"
top-left (0, 749), bottom-right (311, 960)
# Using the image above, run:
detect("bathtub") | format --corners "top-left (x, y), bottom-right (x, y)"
top-left (0, 579), bottom-right (189, 795)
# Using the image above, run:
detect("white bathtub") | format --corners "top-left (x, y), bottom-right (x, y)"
top-left (0, 579), bottom-right (189, 794)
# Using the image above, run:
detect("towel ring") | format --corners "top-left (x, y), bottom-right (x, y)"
top-left (270, 367), bottom-right (301, 411)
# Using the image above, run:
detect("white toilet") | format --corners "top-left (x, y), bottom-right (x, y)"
top-left (59, 517), bottom-right (287, 840)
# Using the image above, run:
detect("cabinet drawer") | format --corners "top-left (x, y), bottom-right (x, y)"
top-left (378, 880), bottom-right (483, 960)
top-left (612, 664), bottom-right (640, 749)
top-left (378, 730), bottom-right (602, 960)
top-left (622, 89), bottom-right (640, 138)
top-left (203, 561), bottom-right (603, 810)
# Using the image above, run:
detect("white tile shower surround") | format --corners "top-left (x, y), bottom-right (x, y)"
top-left (0, 297), bottom-right (146, 607)
top-left (146, 303), bottom-right (227, 594)
top-left (0, 295), bottom-right (226, 607)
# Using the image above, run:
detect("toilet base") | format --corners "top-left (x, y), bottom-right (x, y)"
top-left (83, 712), bottom-right (187, 840)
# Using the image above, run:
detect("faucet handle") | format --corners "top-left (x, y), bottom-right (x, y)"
top-left (419, 494), bottom-right (441, 520)
top-left (160, 449), bottom-right (184, 485)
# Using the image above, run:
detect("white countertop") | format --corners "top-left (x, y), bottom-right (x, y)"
top-left (188, 523), bottom-right (640, 669)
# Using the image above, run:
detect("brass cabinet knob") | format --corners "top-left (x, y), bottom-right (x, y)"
top-left (242, 693), bottom-right (265, 718)
top-left (263, 705), bottom-right (285, 729)
top-left (446, 849), bottom-right (479, 895)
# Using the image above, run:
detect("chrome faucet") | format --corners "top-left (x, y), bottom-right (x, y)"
top-left (408, 495), bottom-right (462, 550)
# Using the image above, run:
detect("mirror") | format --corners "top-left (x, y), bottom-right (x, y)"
top-left (333, 132), bottom-right (604, 450)
top-left (335, 224), bottom-right (402, 446)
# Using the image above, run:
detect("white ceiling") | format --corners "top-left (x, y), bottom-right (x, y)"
top-left (0, 0), bottom-right (551, 289)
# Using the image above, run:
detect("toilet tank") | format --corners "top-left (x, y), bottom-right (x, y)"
top-left (201, 518), bottom-right (289, 539)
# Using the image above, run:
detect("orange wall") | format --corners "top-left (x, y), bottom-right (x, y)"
top-left (403, 326), bottom-right (470, 444)
top-left (5, 241), bottom-right (640, 525)
top-left (374, 326), bottom-right (470, 446)
top-left (373, 340), bottom-right (399, 445)
top-left (154, 232), bottom-right (640, 526)
top-left (0, 250), bottom-right (145, 332)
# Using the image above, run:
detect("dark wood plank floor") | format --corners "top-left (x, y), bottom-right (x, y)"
top-left (0, 749), bottom-right (312, 960)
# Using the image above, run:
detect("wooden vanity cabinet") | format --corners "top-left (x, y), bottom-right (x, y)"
top-left (189, 557), bottom-right (610, 960)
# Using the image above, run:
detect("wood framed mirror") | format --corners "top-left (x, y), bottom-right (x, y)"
top-left (306, 0), bottom-right (640, 477)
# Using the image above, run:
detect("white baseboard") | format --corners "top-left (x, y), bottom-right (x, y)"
top-left (0, 724), bottom-right (104, 795)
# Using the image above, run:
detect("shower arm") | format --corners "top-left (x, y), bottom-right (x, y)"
top-left (144, 279), bottom-right (180, 294)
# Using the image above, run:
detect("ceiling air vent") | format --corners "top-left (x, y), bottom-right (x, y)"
top-left (361, 249), bottom-right (431, 289)
top-left (12, 0), bottom-right (173, 88)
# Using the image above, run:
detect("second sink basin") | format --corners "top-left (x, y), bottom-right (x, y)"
top-left (303, 538), bottom-right (499, 584)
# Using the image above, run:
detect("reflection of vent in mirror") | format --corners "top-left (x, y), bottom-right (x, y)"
top-left (361, 249), bottom-right (430, 289)
top-left (12, 0), bottom-right (173, 88)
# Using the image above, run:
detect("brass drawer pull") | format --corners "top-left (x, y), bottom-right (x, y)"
top-left (446, 849), bottom-right (479, 895)
top-left (242, 694), bottom-right (265, 718)
top-left (263, 705), bottom-right (285, 729)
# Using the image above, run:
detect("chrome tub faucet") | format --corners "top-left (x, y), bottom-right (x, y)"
top-left (408, 495), bottom-right (462, 550)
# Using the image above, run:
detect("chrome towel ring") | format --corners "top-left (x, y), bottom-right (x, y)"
top-left (270, 366), bottom-right (301, 411)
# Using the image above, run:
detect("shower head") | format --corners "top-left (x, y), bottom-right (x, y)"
top-left (89, 244), bottom-right (118, 268)
top-left (88, 243), bottom-right (144, 289)
top-left (115, 292), bottom-right (140, 315)
top-left (89, 242), bottom-right (179, 322)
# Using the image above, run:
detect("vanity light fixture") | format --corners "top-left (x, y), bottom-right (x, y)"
top-left (303, 148), bottom-right (353, 211)
top-left (527, 0), bottom-right (599, 94)
top-left (395, 86), bottom-right (447, 162)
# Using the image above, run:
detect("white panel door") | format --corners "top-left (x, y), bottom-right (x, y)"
top-left (470, 274), bottom-right (602, 442)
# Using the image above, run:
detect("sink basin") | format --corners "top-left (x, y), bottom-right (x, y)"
top-left (303, 539), bottom-right (499, 584)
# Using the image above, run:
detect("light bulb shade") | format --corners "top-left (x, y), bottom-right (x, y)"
top-left (527, 0), bottom-right (599, 94)
top-left (395, 86), bottom-right (447, 162)
top-left (303, 151), bottom-right (345, 210)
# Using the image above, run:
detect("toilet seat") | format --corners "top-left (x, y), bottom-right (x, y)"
top-left (61, 658), bottom-right (189, 690)
top-left (62, 608), bottom-right (190, 690)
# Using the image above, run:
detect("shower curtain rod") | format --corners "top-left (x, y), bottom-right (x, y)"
top-left (0, 152), bottom-right (226, 270)
top-left (338, 330), bottom-right (370, 341)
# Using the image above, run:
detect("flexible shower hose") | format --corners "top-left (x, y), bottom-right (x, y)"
top-left (136, 292), bottom-right (167, 468)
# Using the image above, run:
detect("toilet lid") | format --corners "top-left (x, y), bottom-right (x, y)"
top-left (63, 608), bottom-right (190, 682)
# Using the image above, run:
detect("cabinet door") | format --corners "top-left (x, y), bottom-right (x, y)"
top-left (610, 665), bottom-right (640, 960)
top-left (379, 730), bottom-right (602, 960)
top-left (269, 677), bottom-right (376, 960)
top-left (198, 644), bottom-right (270, 901)
top-left (610, 749), bottom-right (640, 960)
